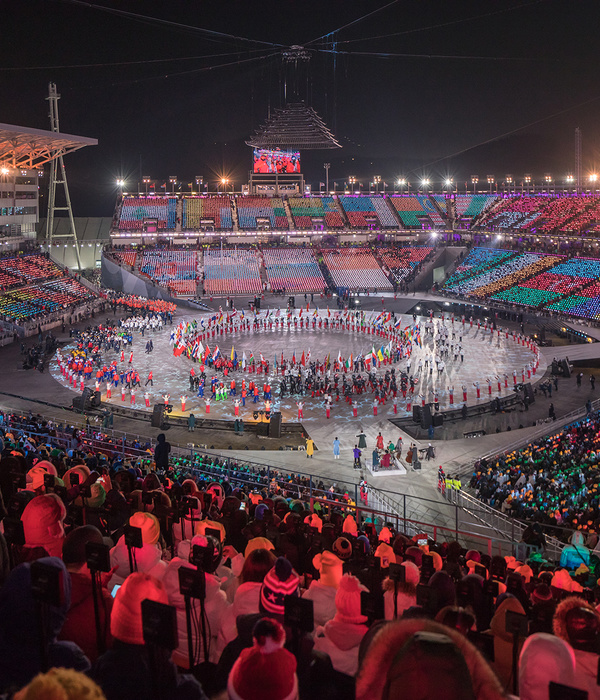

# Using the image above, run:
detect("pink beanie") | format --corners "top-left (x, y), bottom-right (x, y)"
top-left (129, 511), bottom-right (161, 545)
top-left (111, 573), bottom-right (168, 644)
top-left (20, 493), bottom-right (66, 557)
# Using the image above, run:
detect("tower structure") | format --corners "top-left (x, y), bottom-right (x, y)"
top-left (575, 126), bottom-right (582, 192)
top-left (46, 82), bottom-right (82, 270)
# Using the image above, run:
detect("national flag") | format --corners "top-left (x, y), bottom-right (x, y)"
top-left (345, 353), bottom-right (352, 370)
top-left (292, 350), bottom-right (296, 364)
top-left (204, 345), bottom-right (211, 361)
top-left (212, 346), bottom-right (220, 361)
top-left (327, 307), bottom-right (331, 317)
top-left (230, 345), bottom-right (235, 361)
top-left (377, 348), bottom-right (384, 362)
top-left (300, 351), bottom-right (306, 366)
top-left (394, 318), bottom-right (401, 328)
top-left (249, 351), bottom-right (254, 363)
top-left (313, 308), bottom-right (318, 317)
top-left (240, 310), bottom-right (245, 320)
top-left (242, 351), bottom-right (247, 365)
top-left (260, 353), bottom-right (267, 365)
top-left (280, 351), bottom-right (284, 366)
top-left (299, 308), bottom-right (303, 317)
top-left (337, 350), bottom-right (342, 364)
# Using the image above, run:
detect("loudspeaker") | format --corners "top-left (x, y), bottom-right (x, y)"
top-left (81, 387), bottom-right (94, 410)
top-left (524, 383), bottom-right (535, 405)
top-left (432, 413), bottom-right (444, 427)
top-left (72, 396), bottom-right (84, 412)
top-left (151, 404), bottom-right (164, 428)
top-left (561, 359), bottom-right (571, 378)
top-left (91, 390), bottom-right (101, 408)
top-left (412, 405), bottom-right (422, 423)
top-left (420, 404), bottom-right (433, 429)
top-left (269, 411), bottom-right (282, 438)
top-left (254, 296), bottom-right (261, 310)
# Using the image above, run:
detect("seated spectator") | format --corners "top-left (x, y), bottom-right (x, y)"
top-left (488, 594), bottom-right (527, 691)
top-left (302, 551), bottom-right (344, 628)
top-left (108, 512), bottom-right (167, 588)
top-left (313, 574), bottom-right (369, 676)
top-left (356, 618), bottom-right (504, 700)
top-left (59, 525), bottom-right (114, 663)
top-left (0, 557), bottom-right (90, 693)
top-left (518, 632), bottom-right (578, 700)
top-left (560, 530), bottom-right (591, 570)
top-left (92, 572), bottom-right (207, 700)
top-left (20, 493), bottom-right (67, 561)
top-left (382, 560), bottom-right (419, 620)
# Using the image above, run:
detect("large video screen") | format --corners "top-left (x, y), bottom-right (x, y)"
top-left (253, 148), bottom-right (301, 174)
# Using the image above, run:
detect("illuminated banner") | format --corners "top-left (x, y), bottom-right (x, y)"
top-left (253, 148), bottom-right (300, 174)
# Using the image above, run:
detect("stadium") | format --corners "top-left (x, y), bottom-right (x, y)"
top-left (3, 1), bottom-right (600, 698)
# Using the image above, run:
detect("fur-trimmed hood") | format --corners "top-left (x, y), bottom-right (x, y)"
top-left (355, 618), bottom-right (504, 700)
top-left (553, 595), bottom-right (600, 643)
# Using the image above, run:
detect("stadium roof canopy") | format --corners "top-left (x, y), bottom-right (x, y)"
top-left (0, 122), bottom-right (97, 169)
top-left (246, 102), bottom-right (341, 150)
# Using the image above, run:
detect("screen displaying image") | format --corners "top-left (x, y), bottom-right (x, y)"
top-left (253, 148), bottom-right (301, 174)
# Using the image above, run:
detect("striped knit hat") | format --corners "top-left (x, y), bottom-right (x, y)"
top-left (260, 557), bottom-right (299, 617)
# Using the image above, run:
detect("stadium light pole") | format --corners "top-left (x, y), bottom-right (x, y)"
top-left (566, 174), bottom-right (574, 193)
top-left (544, 174), bottom-right (552, 194)
top-left (373, 175), bottom-right (381, 194)
top-left (142, 176), bottom-right (151, 195)
top-left (471, 176), bottom-right (478, 194)
top-left (487, 175), bottom-right (494, 194)
top-left (505, 175), bottom-right (513, 195)
top-left (524, 174), bottom-right (532, 194)
top-left (195, 176), bottom-right (203, 195)
top-left (324, 163), bottom-right (330, 193)
top-left (169, 176), bottom-right (177, 194)
top-left (397, 178), bottom-right (405, 196)
top-left (590, 173), bottom-right (598, 193)
top-left (349, 176), bottom-right (357, 193)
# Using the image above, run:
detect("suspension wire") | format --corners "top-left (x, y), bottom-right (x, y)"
top-left (63, 0), bottom-right (286, 48)
top-left (305, 0), bottom-right (400, 46)
top-left (314, 48), bottom-right (549, 62)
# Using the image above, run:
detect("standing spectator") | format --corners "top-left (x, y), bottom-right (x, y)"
top-left (154, 432), bottom-right (171, 470)
top-left (591, 375), bottom-right (596, 390)
top-left (333, 437), bottom-right (340, 459)
top-left (549, 403), bottom-right (556, 420)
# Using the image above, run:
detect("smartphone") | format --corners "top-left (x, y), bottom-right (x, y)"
top-left (111, 584), bottom-right (121, 599)
top-left (239, 502), bottom-right (246, 510)
top-left (417, 538), bottom-right (428, 546)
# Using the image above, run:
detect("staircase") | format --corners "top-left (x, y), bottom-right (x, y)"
top-left (175, 199), bottom-right (183, 232)
top-left (282, 197), bottom-right (295, 229)
top-left (230, 199), bottom-right (239, 232)
top-left (315, 250), bottom-right (336, 291)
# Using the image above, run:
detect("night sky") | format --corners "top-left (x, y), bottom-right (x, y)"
top-left (4, 0), bottom-right (600, 216)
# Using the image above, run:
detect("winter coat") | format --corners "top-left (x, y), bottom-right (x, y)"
top-left (488, 596), bottom-right (527, 691)
top-left (302, 580), bottom-right (338, 627)
top-left (0, 557), bottom-right (90, 693)
top-left (108, 536), bottom-right (167, 589)
top-left (59, 570), bottom-right (114, 662)
top-left (306, 439), bottom-right (314, 456)
top-left (162, 556), bottom-right (228, 667)
top-left (313, 619), bottom-right (368, 676)
top-left (519, 633), bottom-right (580, 700)
top-left (560, 530), bottom-right (591, 570)
top-left (216, 581), bottom-right (262, 656)
top-left (93, 641), bottom-right (207, 700)
top-left (384, 588), bottom-right (417, 620)
top-left (154, 433), bottom-right (171, 470)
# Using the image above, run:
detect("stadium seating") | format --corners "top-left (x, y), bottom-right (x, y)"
top-left (444, 248), bottom-right (515, 287)
top-left (288, 196), bottom-right (345, 228)
top-left (110, 250), bottom-right (137, 268)
top-left (454, 194), bottom-right (498, 223)
top-left (445, 253), bottom-right (561, 297)
top-left (0, 277), bottom-right (95, 322)
top-left (477, 195), bottom-right (549, 230)
top-left (388, 196), bottom-right (430, 228)
top-left (139, 250), bottom-right (199, 295)
top-left (322, 248), bottom-right (392, 290)
top-left (377, 247), bottom-right (433, 283)
top-left (337, 196), bottom-right (398, 228)
top-left (119, 197), bottom-right (177, 231)
top-left (203, 248), bottom-right (262, 294)
top-left (182, 196), bottom-right (233, 230)
top-left (236, 196), bottom-right (288, 230)
top-left (262, 248), bottom-right (325, 292)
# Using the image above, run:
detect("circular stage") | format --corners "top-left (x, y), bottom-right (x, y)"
top-left (50, 307), bottom-right (544, 425)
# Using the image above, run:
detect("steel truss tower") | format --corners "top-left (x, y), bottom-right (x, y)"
top-left (46, 82), bottom-right (82, 270)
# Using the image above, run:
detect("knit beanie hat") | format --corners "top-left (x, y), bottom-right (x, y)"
top-left (62, 525), bottom-right (104, 566)
top-left (228, 618), bottom-right (298, 700)
top-left (194, 518), bottom-right (226, 543)
top-left (334, 575), bottom-right (368, 625)
top-left (551, 568), bottom-right (574, 592)
top-left (255, 503), bottom-right (270, 521)
top-left (110, 572), bottom-right (168, 645)
top-left (515, 564), bottom-right (534, 584)
top-left (34, 460), bottom-right (58, 476)
top-left (304, 513), bottom-right (323, 533)
top-left (379, 527), bottom-right (393, 544)
top-left (313, 551), bottom-right (343, 588)
top-left (245, 537), bottom-right (275, 559)
top-left (21, 493), bottom-right (66, 557)
top-left (356, 535), bottom-right (371, 556)
top-left (63, 465), bottom-right (91, 488)
top-left (400, 561), bottom-right (421, 586)
top-left (260, 557), bottom-right (299, 616)
top-left (332, 537), bottom-right (353, 561)
top-left (128, 511), bottom-right (161, 546)
top-left (343, 515), bottom-right (358, 537)
top-left (375, 542), bottom-right (396, 569)
top-left (26, 466), bottom-right (50, 491)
